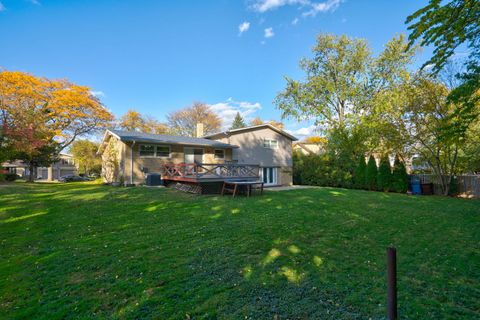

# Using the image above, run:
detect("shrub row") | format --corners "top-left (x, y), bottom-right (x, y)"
top-left (293, 152), bottom-right (408, 193)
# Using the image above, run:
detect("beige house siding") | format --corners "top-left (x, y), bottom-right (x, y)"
top-left (101, 136), bottom-right (126, 183)
top-left (122, 143), bottom-right (233, 184)
top-left (213, 128), bottom-right (294, 185)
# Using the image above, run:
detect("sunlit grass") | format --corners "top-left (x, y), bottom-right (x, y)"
top-left (0, 181), bottom-right (479, 319)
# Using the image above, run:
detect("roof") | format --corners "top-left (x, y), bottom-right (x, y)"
top-left (293, 142), bottom-right (324, 155)
top-left (203, 124), bottom-right (298, 141)
top-left (105, 129), bottom-right (238, 149)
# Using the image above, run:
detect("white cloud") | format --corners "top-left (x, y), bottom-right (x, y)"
top-left (285, 124), bottom-right (318, 139)
top-left (90, 90), bottom-right (105, 97)
top-left (252, 0), bottom-right (309, 13)
top-left (238, 21), bottom-right (250, 35)
top-left (264, 27), bottom-right (274, 38)
top-left (209, 98), bottom-right (262, 129)
top-left (292, 17), bottom-right (299, 25)
top-left (252, 0), bottom-right (342, 17)
top-left (302, 0), bottom-right (341, 17)
top-left (0, 2), bottom-right (5, 11)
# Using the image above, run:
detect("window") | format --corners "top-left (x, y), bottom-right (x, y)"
top-left (156, 146), bottom-right (170, 158)
top-left (263, 139), bottom-right (278, 149)
top-left (139, 145), bottom-right (155, 157)
top-left (140, 145), bottom-right (170, 158)
top-left (214, 149), bottom-right (225, 159)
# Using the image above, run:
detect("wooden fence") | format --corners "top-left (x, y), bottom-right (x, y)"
top-left (410, 174), bottom-right (480, 198)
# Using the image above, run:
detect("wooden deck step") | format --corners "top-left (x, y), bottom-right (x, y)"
top-left (171, 182), bottom-right (202, 194)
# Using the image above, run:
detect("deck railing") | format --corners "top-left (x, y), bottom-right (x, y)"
top-left (162, 163), bottom-right (260, 180)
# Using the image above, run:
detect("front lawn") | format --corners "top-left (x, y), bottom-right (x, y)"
top-left (0, 182), bottom-right (479, 319)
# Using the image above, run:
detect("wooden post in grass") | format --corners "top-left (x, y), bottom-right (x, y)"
top-left (387, 247), bottom-right (397, 320)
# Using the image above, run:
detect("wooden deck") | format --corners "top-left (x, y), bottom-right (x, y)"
top-left (161, 163), bottom-right (260, 183)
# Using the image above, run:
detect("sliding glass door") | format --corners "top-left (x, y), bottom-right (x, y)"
top-left (261, 167), bottom-right (277, 185)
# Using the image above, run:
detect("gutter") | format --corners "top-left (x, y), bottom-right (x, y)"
top-left (131, 140), bottom-right (135, 185)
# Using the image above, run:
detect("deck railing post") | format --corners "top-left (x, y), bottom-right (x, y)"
top-left (387, 247), bottom-right (397, 320)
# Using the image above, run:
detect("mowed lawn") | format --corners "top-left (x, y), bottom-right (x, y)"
top-left (0, 182), bottom-right (479, 319)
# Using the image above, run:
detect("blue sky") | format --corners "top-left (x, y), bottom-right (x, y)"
top-left (0, 0), bottom-right (431, 138)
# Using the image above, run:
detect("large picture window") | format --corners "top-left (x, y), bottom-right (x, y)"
top-left (156, 146), bottom-right (170, 157)
top-left (139, 145), bottom-right (155, 157)
top-left (139, 145), bottom-right (170, 158)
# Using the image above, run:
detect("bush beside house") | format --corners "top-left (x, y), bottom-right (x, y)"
top-left (293, 151), bottom-right (408, 194)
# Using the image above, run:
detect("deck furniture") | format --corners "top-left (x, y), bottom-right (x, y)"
top-left (221, 180), bottom-right (264, 197)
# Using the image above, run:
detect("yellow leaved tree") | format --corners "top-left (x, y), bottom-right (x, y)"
top-left (0, 70), bottom-right (114, 181)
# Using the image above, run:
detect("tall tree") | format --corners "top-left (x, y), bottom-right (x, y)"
top-left (3, 111), bottom-right (59, 182)
top-left (374, 73), bottom-right (478, 195)
top-left (267, 120), bottom-right (284, 129)
top-left (0, 70), bottom-right (113, 181)
top-left (143, 116), bottom-right (169, 134)
top-left (250, 117), bottom-right (264, 126)
top-left (119, 109), bottom-right (145, 132)
top-left (406, 0), bottom-right (480, 139)
top-left (118, 110), bottom-right (169, 134)
top-left (377, 156), bottom-right (392, 192)
top-left (406, 0), bottom-right (479, 74)
top-left (353, 155), bottom-right (367, 189)
top-left (365, 155), bottom-right (378, 191)
top-left (230, 112), bottom-right (246, 129)
top-left (70, 140), bottom-right (102, 175)
top-left (167, 102), bottom-right (221, 136)
top-left (391, 157), bottom-right (408, 193)
top-left (275, 34), bottom-right (371, 130)
top-left (0, 71), bottom-right (113, 152)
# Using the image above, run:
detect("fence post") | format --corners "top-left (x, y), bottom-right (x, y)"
top-left (387, 247), bottom-right (397, 320)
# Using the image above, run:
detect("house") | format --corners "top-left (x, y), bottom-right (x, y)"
top-left (1, 153), bottom-right (77, 180)
top-left (97, 124), bottom-right (297, 189)
top-left (203, 124), bottom-right (297, 186)
top-left (37, 153), bottom-right (77, 180)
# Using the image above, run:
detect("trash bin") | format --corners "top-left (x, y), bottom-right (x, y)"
top-left (410, 176), bottom-right (421, 195)
top-left (421, 183), bottom-right (434, 195)
top-left (145, 173), bottom-right (162, 186)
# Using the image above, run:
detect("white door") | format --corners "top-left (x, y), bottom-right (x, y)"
top-left (261, 167), bottom-right (277, 186)
top-left (184, 148), bottom-right (204, 164)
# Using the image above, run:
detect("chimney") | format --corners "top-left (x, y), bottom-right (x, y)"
top-left (196, 123), bottom-right (204, 138)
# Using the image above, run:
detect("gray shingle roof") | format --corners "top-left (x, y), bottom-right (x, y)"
top-left (108, 129), bottom-right (238, 148)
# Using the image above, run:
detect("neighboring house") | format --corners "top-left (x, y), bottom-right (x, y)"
top-left (204, 124), bottom-right (297, 186)
top-left (293, 142), bottom-right (324, 155)
top-left (97, 124), bottom-right (297, 188)
top-left (1, 153), bottom-right (77, 180)
top-left (37, 153), bottom-right (77, 180)
top-left (1, 160), bottom-right (27, 177)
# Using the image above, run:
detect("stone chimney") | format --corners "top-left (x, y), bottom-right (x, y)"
top-left (196, 123), bottom-right (204, 138)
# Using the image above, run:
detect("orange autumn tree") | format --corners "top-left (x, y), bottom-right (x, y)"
top-left (0, 70), bottom-right (113, 181)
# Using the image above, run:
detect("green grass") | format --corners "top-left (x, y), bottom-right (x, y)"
top-left (0, 182), bottom-right (479, 319)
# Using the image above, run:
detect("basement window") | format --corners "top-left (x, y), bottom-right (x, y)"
top-left (214, 149), bottom-right (225, 159)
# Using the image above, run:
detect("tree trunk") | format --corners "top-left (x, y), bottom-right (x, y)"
top-left (28, 162), bottom-right (35, 183)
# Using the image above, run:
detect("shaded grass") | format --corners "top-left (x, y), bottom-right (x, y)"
top-left (0, 182), bottom-right (479, 319)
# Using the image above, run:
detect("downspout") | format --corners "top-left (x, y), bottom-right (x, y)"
top-left (131, 140), bottom-right (136, 185)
